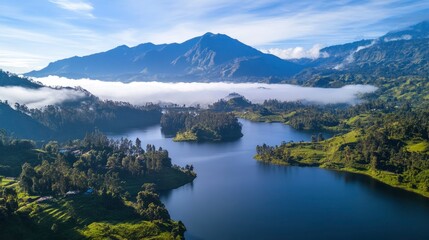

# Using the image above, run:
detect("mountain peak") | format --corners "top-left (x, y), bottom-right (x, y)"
top-left (25, 33), bottom-right (302, 81)
top-left (113, 44), bottom-right (129, 50)
top-left (202, 32), bottom-right (215, 37)
top-left (199, 32), bottom-right (232, 41)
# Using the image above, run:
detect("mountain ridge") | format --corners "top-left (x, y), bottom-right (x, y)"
top-left (25, 21), bottom-right (429, 83)
top-left (27, 32), bottom-right (302, 82)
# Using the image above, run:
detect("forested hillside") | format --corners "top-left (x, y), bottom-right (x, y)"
top-left (0, 131), bottom-right (195, 239)
top-left (251, 75), bottom-right (429, 198)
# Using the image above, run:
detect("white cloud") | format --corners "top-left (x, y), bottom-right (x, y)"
top-left (49, 0), bottom-right (93, 12)
top-left (261, 44), bottom-right (329, 59)
top-left (334, 40), bottom-right (376, 70)
top-left (132, 0), bottom-right (429, 47)
top-left (35, 76), bottom-right (377, 106)
top-left (0, 50), bottom-right (51, 73)
top-left (383, 34), bottom-right (412, 42)
top-left (0, 86), bottom-right (86, 108)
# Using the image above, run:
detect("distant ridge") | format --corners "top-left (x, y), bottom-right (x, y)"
top-left (26, 21), bottom-right (429, 84)
top-left (292, 20), bottom-right (429, 84)
top-left (26, 33), bottom-right (302, 83)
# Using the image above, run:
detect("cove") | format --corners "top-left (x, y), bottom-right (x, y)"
top-left (113, 120), bottom-right (429, 240)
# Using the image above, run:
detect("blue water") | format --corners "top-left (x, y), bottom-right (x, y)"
top-left (115, 120), bottom-right (429, 240)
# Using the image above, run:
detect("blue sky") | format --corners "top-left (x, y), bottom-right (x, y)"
top-left (0, 0), bottom-right (428, 73)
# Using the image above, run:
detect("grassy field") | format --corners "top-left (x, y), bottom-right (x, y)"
top-left (406, 139), bottom-right (429, 153)
top-left (0, 176), bottom-right (16, 187)
top-left (173, 131), bottom-right (198, 142)
top-left (234, 111), bottom-right (285, 123)
top-left (81, 221), bottom-right (184, 240)
top-left (1, 191), bottom-right (184, 240)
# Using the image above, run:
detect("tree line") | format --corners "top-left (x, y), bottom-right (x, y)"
top-left (161, 111), bottom-right (243, 141)
top-left (19, 131), bottom-right (194, 197)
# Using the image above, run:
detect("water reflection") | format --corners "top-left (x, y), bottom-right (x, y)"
top-left (160, 181), bottom-right (195, 201)
top-left (329, 170), bottom-right (429, 209)
top-left (256, 161), bottom-right (292, 175)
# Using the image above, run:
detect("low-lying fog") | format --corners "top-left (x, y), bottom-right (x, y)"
top-left (3, 76), bottom-right (377, 108)
top-left (0, 85), bottom-right (86, 108)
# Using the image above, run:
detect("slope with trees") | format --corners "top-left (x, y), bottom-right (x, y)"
top-left (0, 131), bottom-right (195, 239)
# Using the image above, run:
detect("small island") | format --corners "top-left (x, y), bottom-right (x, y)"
top-left (161, 111), bottom-right (243, 142)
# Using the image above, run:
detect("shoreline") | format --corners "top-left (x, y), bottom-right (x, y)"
top-left (255, 157), bottom-right (429, 199)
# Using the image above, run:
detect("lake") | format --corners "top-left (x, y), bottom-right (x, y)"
top-left (114, 120), bottom-right (429, 240)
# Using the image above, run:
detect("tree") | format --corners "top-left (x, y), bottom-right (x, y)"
top-left (19, 163), bottom-right (36, 193)
top-left (343, 146), bottom-right (353, 167)
top-left (135, 189), bottom-right (170, 221)
top-left (370, 156), bottom-right (379, 170)
top-left (141, 183), bottom-right (157, 192)
top-left (44, 141), bottom-right (59, 154)
top-left (135, 138), bottom-right (142, 152)
top-left (1, 187), bottom-right (18, 215)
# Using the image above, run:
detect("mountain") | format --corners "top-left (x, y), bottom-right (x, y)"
top-left (25, 21), bottom-right (429, 84)
top-left (26, 33), bottom-right (303, 83)
top-left (293, 20), bottom-right (429, 85)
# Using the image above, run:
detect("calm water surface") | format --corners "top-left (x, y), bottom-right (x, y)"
top-left (114, 120), bottom-right (429, 240)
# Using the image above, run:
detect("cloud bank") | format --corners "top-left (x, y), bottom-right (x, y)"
top-left (35, 76), bottom-right (377, 106)
top-left (0, 86), bottom-right (86, 108)
top-left (261, 44), bottom-right (329, 59)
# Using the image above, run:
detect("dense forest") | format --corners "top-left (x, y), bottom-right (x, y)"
top-left (0, 71), bottom-right (41, 88)
top-left (0, 131), bottom-right (41, 176)
top-left (15, 100), bottom-right (162, 140)
top-left (160, 111), bottom-right (243, 142)
top-left (0, 131), bottom-right (195, 239)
